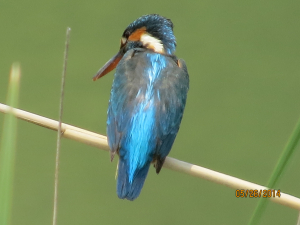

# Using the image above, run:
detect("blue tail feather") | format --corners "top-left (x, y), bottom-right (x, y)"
top-left (117, 158), bottom-right (150, 201)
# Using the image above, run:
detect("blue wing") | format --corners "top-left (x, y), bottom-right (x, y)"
top-left (153, 58), bottom-right (189, 173)
top-left (107, 49), bottom-right (189, 200)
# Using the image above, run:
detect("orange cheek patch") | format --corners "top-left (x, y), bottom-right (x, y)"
top-left (176, 60), bottom-right (182, 68)
top-left (176, 59), bottom-right (184, 68)
top-left (128, 27), bottom-right (146, 41)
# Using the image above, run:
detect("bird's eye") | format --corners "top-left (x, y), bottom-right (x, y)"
top-left (124, 30), bottom-right (130, 38)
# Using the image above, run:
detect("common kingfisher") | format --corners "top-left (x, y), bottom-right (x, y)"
top-left (93, 14), bottom-right (189, 200)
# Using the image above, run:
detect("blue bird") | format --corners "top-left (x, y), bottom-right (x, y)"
top-left (93, 14), bottom-right (189, 200)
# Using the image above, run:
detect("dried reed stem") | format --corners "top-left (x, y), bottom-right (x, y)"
top-left (0, 102), bottom-right (299, 211)
top-left (52, 27), bottom-right (71, 225)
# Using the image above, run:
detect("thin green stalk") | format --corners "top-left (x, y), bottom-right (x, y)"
top-left (0, 63), bottom-right (21, 225)
top-left (249, 116), bottom-right (300, 225)
top-left (52, 27), bottom-right (71, 225)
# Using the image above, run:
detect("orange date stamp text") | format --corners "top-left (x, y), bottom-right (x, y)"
top-left (235, 189), bottom-right (281, 198)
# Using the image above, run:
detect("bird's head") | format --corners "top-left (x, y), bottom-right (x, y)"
top-left (93, 14), bottom-right (176, 81)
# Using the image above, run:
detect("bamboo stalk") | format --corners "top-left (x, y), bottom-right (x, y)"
top-left (0, 102), bottom-right (299, 211)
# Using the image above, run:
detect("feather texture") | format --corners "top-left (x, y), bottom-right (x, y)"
top-left (107, 49), bottom-right (189, 200)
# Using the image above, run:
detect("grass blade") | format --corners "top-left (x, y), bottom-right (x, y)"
top-left (52, 27), bottom-right (71, 225)
top-left (0, 63), bottom-right (21, 225)
top-left (249, 117), bottom-right (300, 225)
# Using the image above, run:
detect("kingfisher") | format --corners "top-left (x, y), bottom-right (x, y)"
top-left (93, 14), bottom-right (189, 200)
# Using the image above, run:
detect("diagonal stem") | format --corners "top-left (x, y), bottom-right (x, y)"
top-left (0, 102), bottom-right (299, 212)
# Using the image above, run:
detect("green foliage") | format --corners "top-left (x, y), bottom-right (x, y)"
top-left (0, 64), bottom-right (20, 225)
top-left (250, 117), bottom-right (300, 225)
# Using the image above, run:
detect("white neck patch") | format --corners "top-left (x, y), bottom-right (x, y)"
top-left (140, 33), bottom-right (165, 54)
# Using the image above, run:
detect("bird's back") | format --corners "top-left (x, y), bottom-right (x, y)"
top-left (107, 49), bottom-right (189, 200)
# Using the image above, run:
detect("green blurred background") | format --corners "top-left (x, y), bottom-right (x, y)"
top-left (1, 0), bottom-right (300, 224)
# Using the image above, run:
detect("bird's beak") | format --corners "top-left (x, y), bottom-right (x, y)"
top-left (93, 50), bottom-right (124, 81)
